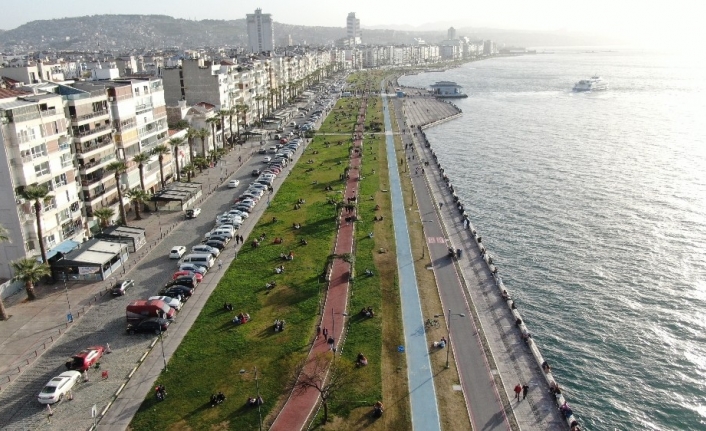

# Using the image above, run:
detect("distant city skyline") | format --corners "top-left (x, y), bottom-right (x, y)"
top-left (0, 0), bottom-right (702, 47)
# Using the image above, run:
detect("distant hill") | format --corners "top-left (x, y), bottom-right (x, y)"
top-left (0, 14), bottom-right (620, 52)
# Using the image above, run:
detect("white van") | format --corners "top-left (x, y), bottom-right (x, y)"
top-left (268, 146), bottom-right (278, 153)
top-left (180, 253), bottom-right (215, 269)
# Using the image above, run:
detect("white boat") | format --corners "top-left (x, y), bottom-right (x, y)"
top-left (573, 76), bottom-right (609, 92)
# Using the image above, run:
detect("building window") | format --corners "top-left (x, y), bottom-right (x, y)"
top-left (16, 129), bottom-right (29, 144)
top-left (26, 240), bottom-right (36, 252)
top-left (54, 173), bottom-right (67, 188)
top-left (31, 143), bottom-right (47, 159)
top-left (45, 234), bottom-right (56, 247)
top-left (34, 161), bottom-right (50, 177)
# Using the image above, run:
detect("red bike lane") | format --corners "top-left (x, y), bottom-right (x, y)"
top-left (269, 100), bottom-right (368, 430)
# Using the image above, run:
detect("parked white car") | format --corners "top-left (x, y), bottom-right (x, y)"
top-left (228, 179), bottom-right (240, 188)
top-left (169, 246), bottom-right (187, 259)
top-left (149, 296), bottom-right (183, 311)
top-left (37, 371), bottom-right (81, 404)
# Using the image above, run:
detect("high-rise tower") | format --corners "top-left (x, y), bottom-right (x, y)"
top-left (246, 8), bottom-right (275, 53)
top-left (346, 12), bottom-right (361, 44)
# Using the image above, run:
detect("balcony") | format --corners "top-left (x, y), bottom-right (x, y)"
top-left (71, 109), bottom-right (109, 123)
top-left (73, 123), bottom-right (112, 139)
top-left (75, 137), bottom-right (114, 155)
top-left (58, 139), bottom-right (72, 151)
top-left (39, 108), bottom-right (58, 118)
top-left (79, 154), bottom-right (115, 171)
top-left (114, 118), bottom-right (137, 132)
top-left (135, 103), bottom-right (153, 115)
top-left (61, 158), bottom-right (74, 168)
top-left (83, 183), bottom-right (117, 202)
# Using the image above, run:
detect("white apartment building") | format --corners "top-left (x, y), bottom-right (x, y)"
top-left (0, 89), bottom-right (84, 279)
top-left (246, 8), bottom-right (275, 53)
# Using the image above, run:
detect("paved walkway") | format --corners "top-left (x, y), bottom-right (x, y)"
top-left (381, 87), bottom-right (442, 431)
top-left (400, 90), bottom-right (567, 431)
top-left (269, 100), bottom-right (366, 431)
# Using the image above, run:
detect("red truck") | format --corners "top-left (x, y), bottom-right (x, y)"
top-left (126, 299), bottom-right (175, 323)
top-left (65, 346), bottom-right (105, 371)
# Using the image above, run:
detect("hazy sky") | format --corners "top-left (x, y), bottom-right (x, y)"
top-left (1, 0), bottom-right (703, 46)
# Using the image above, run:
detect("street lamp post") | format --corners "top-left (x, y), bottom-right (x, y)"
top-left (436, 309), bottom-right (466, 369)
top-left (255, 367), bottom-right (263, 431)
top-left (63, 274), bottom-right (73, 323)
top-left (159, 327), bottom-right (168, 371)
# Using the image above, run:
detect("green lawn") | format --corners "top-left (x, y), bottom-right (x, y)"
top-left (130, 94), bottom-right (397, 430)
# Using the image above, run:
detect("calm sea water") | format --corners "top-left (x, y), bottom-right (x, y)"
top-left (400, 49), bottom-right (706, 431)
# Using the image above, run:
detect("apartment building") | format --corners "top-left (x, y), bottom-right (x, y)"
top-left (0, 88), bottom-right (84, 279)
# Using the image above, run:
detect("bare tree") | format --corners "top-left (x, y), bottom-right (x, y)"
top-left (286, 352), bottom-right (362, 424)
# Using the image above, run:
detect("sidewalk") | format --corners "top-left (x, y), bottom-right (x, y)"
top-left (269, 100), bottom-right (365, 431)
top-left (0, 140), bottom-right (261, 392)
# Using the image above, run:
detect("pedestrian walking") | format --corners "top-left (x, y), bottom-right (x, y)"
top-left (67, 389), bottom-right (73, 401)
top-left (322, 327), bottom-right (328, 339)
top-left (83, 370), bottom-right (89, 383)
top-left (105, 343), bottom-right (112, 353)
top-left (522, 384), bottom-right (529, 400)
top-left (218, 259), bottom-right (223, 270)
top-left (46, 404), bottom-right (53, 416)
top-left (514, 383), bottom-right (522, 401)
top-left (316, 325), bottom-right (321, 339)
top-left (439, 202), bottom-right (443, 209)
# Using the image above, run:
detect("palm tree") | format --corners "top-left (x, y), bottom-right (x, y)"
top-left (227, 107), bottom-right (237, 146)
top-left (206, 117), bottom-right (220, 157)
top-left (269, 88), bottom-right (277, 113)
top-left (92, 207), bottom-right (115, 230)
top-left (186, 127), bottom-right (199, 164)
top-left (126, 188), bottom-right (151, 221)
top-left (218, 109), bottom-right (229, 148)
top-left (198, 128), bottom-right (210, 160)
top-left (17, 185), bottom-right (52, 263)
top-left (11, 258), bottom-right (50, 301)
top-left (106, 161), bottom-right (128, 225)
top-left (0, 223), bottom-right (8, 243)
top-left (193, 156), bottom-right (208, 173)
top-left (169, 138), bottom-right (184, 182)
top-left (0, 223), bottom-right (10, 320)
top-left (132, 152), bottom-right (150, 192)
top-left (255, 95), bottom-right (265, 123)
top-left (152, 145), bottom-right (171, 188)
top-left (182, 163), bottom-right (195, 182)
top-left (236, 104), bottom-right (248, 138)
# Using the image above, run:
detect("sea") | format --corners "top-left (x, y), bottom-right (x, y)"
top-left (399, 48), bottom-right (706, 431)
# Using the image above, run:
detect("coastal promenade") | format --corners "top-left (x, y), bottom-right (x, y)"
top-left (396, 88), bottom-right (567, 430)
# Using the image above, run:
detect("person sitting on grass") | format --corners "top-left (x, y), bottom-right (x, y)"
top-left (300, 238), bottom-right (308, 245)
top-left (356, 352), bottom-right (368, 367)
top-left (287, 251), bottom-right (294, 261)
top-left (432, 337), bottom-right (447, 348)
top-left (275, 265), bottom-right (284, 274)
top-left (274, 237), bottom-right (282, 244)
